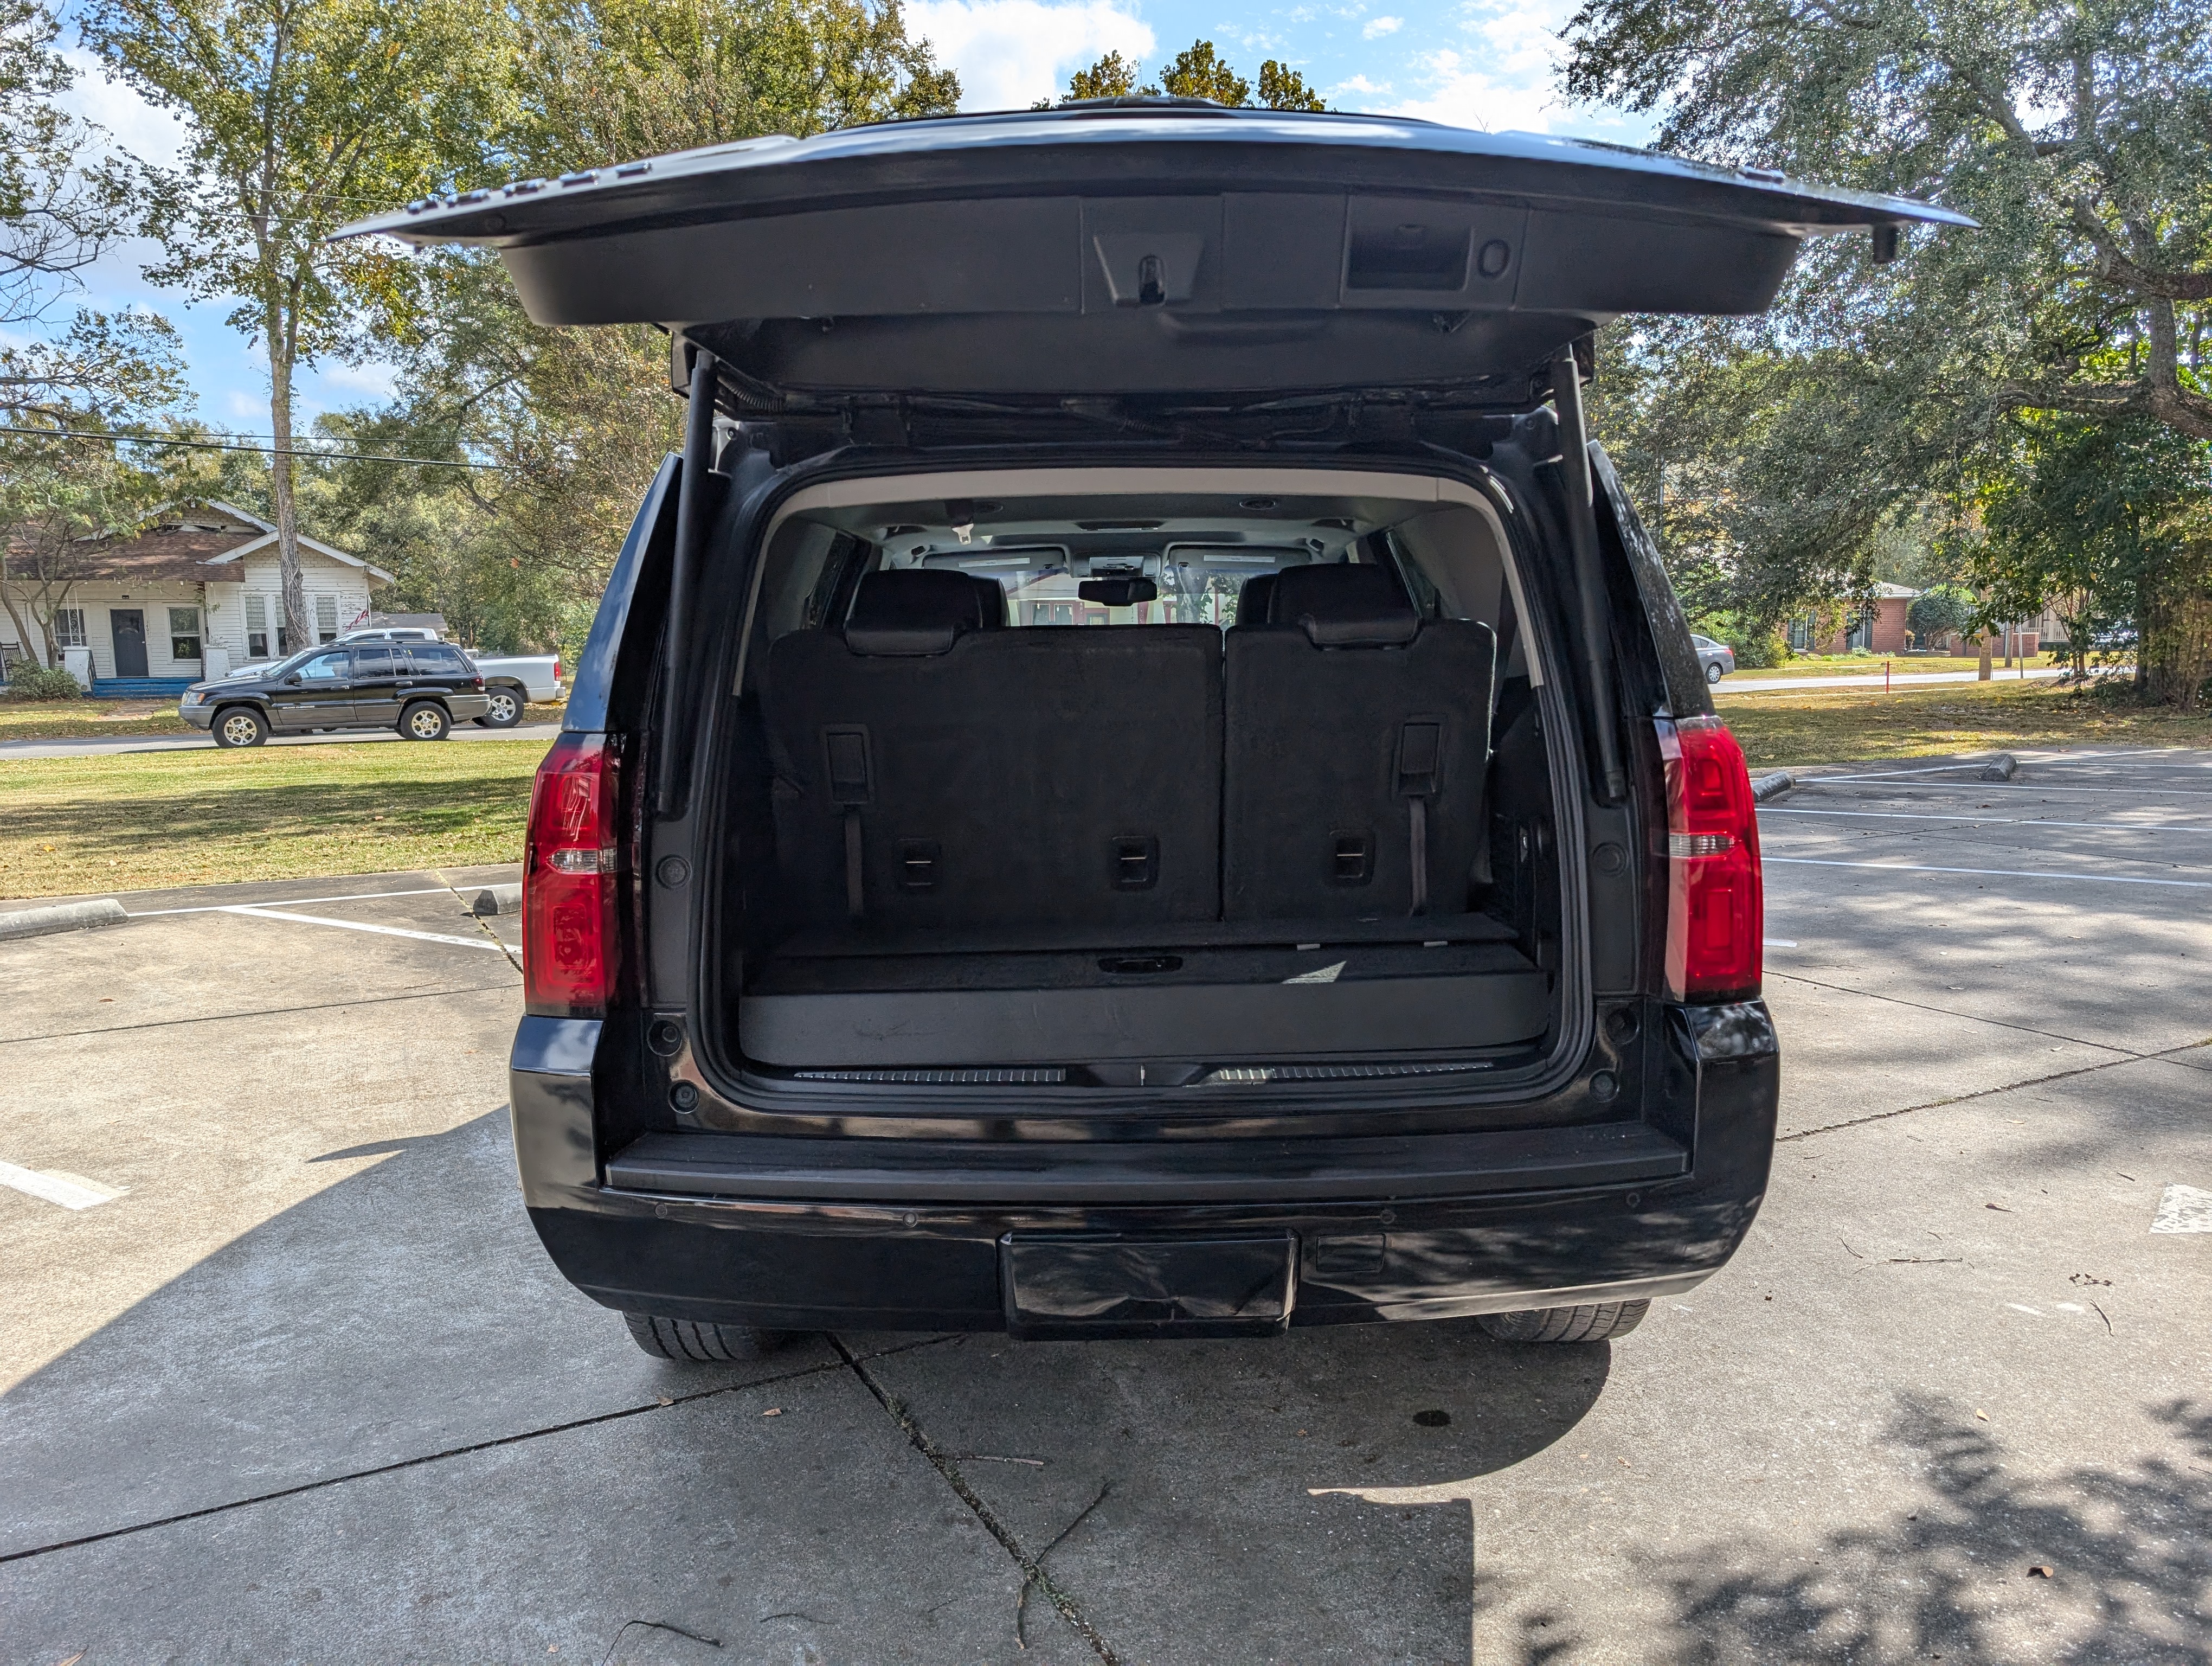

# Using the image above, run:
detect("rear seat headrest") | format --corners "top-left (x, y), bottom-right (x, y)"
top-left (1267, 563), bottom-right (1420, 648)
top-left (1234, 573), bottom-right (1278, 629)
top-left (845, 569), bottom-right (989, 656)
top-left (968, 573), bottom-right (1009, 629)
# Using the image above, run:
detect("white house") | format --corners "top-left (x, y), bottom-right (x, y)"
top-left (0, 501), bottom-right (395, 694)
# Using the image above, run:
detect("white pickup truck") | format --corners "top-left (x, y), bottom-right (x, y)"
top-left (227, 627), bottom-right (561, 728)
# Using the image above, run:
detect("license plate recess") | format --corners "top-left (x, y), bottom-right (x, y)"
top-left (1000, 1232), bottom-right (1297, 1339)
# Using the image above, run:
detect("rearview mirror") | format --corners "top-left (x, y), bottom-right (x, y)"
top-left (284, 674), bottom-right (301, 685)
top-left (1079, 576), bottom-right (1158, 607)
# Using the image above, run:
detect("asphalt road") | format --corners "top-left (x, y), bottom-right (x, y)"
top-left (1, 752), bottom-right (2207, 1665)
top-left (0, 720), bottom-right (563, 761)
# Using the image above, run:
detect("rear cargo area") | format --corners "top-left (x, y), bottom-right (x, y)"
top-left (711, 471), bottom-right (1568, 1087)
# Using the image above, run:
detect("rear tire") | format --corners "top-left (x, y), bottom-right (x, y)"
top-left (212, 707), bottom-right (267, 748)
top-left (622, 1311), bottom-right (789, 1363)
top-left (475, 686), bottom-right (522, 728)
top-left (1476, 1299), bottom-right (1649, 1343)
top-left (400, 700), bottom-right (450, 741)
top-left (1705, 660), bottom-right (1725, 684)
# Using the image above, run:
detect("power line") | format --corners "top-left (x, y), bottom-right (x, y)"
top-left (0, 424), bottom-right (501, 469)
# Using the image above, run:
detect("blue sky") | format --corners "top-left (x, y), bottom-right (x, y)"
top-left (39, 0), bottom-right (1652, 434)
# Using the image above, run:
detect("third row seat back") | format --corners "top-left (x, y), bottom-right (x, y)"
top-left (1224, 564), bottom-right (1497, 921)
top-left (765, 569), bottom-right (1223, 934)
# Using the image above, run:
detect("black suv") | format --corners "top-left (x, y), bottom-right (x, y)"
top-left (351, 106), bottom-right (1960, 1356)
top-left (182, 639), bottom-right (490, 747)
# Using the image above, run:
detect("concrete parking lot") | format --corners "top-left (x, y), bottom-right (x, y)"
top-left (2, 748), bottom-right (2207, 1665)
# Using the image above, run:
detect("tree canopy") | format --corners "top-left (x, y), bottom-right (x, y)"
top-left (1564, 0), bottom-right (2212, 695)
top-left (1056, 42), bottom-right (1326, 111)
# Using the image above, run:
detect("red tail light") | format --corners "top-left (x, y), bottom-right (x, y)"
top-left (553, 658), bottom-right (563, 685)
top-left (523, 733), bottom-right (623, 1017)
top-left (1658, 715), bottom-right (1763, 1002)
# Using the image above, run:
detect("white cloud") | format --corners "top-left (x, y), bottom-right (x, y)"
top-left (56, 50), bottom-right (189, 170)
top-left (1331, 73), bottom-right (1389, 98)
top-left (905, 1), bottom-right (1154, 111)
top-left (1385, 0), bottom-right (1571, 132)
top-left (318, 360), bottom-right (400, 399)
top-left (1363, 16), bottom-right (1403, 38)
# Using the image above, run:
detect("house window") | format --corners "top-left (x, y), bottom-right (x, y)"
top-left (315, 594), bottom-right (339, 643)
top-left (245, 596), bottom-right (268, 659)
top-left (52, 607), bottom-right (86, 648)
top-left (168, 606), bottom-right (202, 662)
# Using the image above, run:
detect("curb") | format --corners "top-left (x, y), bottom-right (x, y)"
top-left (0, 898), bottom-right (129, 942)
top-left (1751, 770), bottom-right (1796, 803)
top-left (471, 882), bottom-right (524, 917)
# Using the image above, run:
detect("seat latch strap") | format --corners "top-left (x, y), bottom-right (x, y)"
top-left (1395, 718), bottom-right (1444, 916)
top-left (824, 726), bottom-right (872, 920)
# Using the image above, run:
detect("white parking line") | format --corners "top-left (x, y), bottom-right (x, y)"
top-left (0, 1160), bottom-right (127, 1210)
top-left (2150, 1184), bottom-right (2212, 1233)
top-left (1766, 857), bottom-right (2212, 889)
top-left (1761, 808), bottom-right (2212, 835)
top-left (130, 886), bottom-right (455, 918)
top-left (1763, 938), bottom-right (1798, 947)
top-left (220, 905), bottom-right (515, 952)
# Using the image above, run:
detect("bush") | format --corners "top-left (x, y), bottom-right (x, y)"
top-left (1726, 626), bottom-right (1792, 669)
top-left (5, 663), bottom-right (83, 701)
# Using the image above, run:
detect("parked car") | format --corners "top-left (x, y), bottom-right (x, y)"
top-left (1690, 635), bottom-right (1737, 683)
top-left (179, 638), bottom-right (490, 746)
top-left (349, 105), bottom-right (1963, 1359)
top-left (228, 627), bottom-right (562, 728)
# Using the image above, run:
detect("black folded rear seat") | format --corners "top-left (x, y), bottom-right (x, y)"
top-left (1224, 564), bottom-right (1497, 920)
top-left (764, 570), bottom-right (1223, 932)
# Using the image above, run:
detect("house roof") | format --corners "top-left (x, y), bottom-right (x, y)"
top-left (65, 499), bottom-right (394, 586)
top-left (1868, 582), bottom-right (1921, 599)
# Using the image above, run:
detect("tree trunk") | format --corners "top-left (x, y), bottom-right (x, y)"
top-left (268, 333), bottom-right (311, 654)
top-left (0, 575), bottom-right (44, 670)
top-left (2139, 540), bottom-right (2212, 709)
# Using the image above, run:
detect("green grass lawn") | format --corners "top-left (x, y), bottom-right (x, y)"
top-left (1, 739), bottom-right (550, 900)
top-left (1715, 675), bottom-right (2212, 768)
top-left (0, 699), bottom-right (194, 738)
top-left (1725, 653), bottom-right (2063, 680)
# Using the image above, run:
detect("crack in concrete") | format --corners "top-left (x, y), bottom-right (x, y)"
top-left (1778, 1036), bottom-right (2212, 1144)
top-left (1016, 1482), bottom-right (1112, 1652)
top-left (0, 1356), bottom-right (847, 1568)
top-left (432, 867), bottom-right (525, 975)
top-left (828, 1335), bottom-right (1121, 1664)
top-left (1767, 967), bottom-right (2171, 1059)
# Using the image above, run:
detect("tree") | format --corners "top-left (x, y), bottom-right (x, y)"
top-left (1158, 40), bottom-right (1248, 106)
top-left (1, 0), bottom-right (132, 325)
top-left (312, 0), bottom-right (961, 656)
top-left (80, 0), bottom-right (510, 662)
top-left (1064, 48), bottom-right (1143, 100)
top-left (1563, 0), bottom-right (2212, 697)
top-left (1560, 0), bottom-right (2212, 443)
top-left (504, 0), bottom-right (957, 172)
top-left (0, 427), bottom-right (172, 666)
top-left (1059, 42), bottom-right (1326, 111)
top-left (1974, 413), bottom-right (2211, 684)
top-left (1906, 583), bottom-right (1973, 651)
top-left (1256, 60), bottom-right (1326, 112)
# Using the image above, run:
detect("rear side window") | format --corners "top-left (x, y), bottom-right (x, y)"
top-left (405, 644), bottom-right (471, 675)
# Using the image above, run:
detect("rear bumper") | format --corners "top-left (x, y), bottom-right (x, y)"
top-left (442, 693), bottom-right (492, 720)
top-left (508, 1003), bottom-right (1778, 1332)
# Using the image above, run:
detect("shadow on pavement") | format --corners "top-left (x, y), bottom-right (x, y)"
top-left (1577, 1395), bottom-right (2212, 1666)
